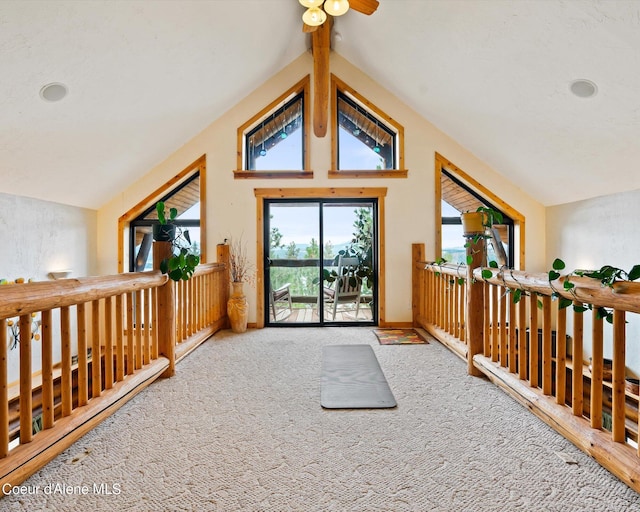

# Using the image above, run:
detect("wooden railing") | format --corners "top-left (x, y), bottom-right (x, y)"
top-left (412, 242), bottom-right (640, 492)
top-left (0, 243), bottom-right (229, 489)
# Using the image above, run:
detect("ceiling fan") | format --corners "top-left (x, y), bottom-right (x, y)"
top-left (300, 0), bottom-right (380, 32)
top-left (301, 0), bottom-right (380, 138)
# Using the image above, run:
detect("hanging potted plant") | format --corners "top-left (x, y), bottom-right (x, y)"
top-left (153, 201), bottom-right (200, 281)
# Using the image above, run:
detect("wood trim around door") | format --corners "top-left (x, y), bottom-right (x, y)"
top-left (254, 187), bottom-right (387, 328)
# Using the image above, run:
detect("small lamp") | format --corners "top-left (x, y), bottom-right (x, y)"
top-left (302, 7), bottom-right (327, 26)
top-left (324, 0), bottom-right (350, 16)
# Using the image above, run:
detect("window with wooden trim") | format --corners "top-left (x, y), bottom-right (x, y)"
top-left (435, 153), bottom-right (525, 269)
top-left (440, 169), bottom-right (514, 267)
top-left (129, 172), bottom-right (201, 272)
top-left (118, 155), bottom-right (206, 273)
top-left (330, 75), bottom-right (406, 178)
top-left (235, 76), bottom-right (311, 179)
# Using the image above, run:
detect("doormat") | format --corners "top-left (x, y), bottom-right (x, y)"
top-left (321, 345), bottom-right (397, 409)
top-left (373, 328), bottom-right (429, 345)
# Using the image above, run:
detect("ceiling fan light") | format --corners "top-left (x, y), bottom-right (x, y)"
top-left (302, 7), bottom-right (327, 26)
top-left (299, 0), bottom-right (323, 8)
top-left (324, 0), bottom-right (349, 16)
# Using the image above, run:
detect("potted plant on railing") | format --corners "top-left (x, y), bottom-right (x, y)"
top-left (153, 201), bottom-right (200, 281)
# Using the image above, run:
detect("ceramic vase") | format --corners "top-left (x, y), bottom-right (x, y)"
top-left (227, 281), bottom-right (248, 333)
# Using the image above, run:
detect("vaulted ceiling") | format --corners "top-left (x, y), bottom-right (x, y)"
top-left (1, 1), bottom-right (639, 209)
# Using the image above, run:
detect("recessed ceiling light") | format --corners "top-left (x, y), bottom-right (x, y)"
top-left (569, 79), bottom-right (597, 98)
top-left (39, 82), bottom-right (68, 102)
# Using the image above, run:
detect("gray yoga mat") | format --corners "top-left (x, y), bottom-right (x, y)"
top-left (321, 345), bottom-right (397, 409)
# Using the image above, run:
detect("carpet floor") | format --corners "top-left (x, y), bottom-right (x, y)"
top-left (4, 327), bottom-right (640, 511)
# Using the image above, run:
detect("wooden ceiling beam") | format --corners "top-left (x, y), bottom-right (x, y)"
top-left (311, 18), bottom-right (332, 137)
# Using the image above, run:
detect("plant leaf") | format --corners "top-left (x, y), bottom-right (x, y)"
top-left (563, 280), bottom-right (575, 290)
top-left (552, 258), bottom-right (566, 271)
top-left (156, 202), bottom-right (166, 224)
top-left (489, 260), bottom-right (498, 268)
top-left (629, 265), bottom-right (640, 281)
top-left (481, 269), bottom-right (493, 280)
top-left (537, 299), bottom-right (543, 309)
top-left (548, 270), bottom-right (560, 281)
top-left (559, 297), bottom-right (573, 310)
top-left (573, 305), bottom-right (588, 313)
top-left (512, 288), bottom-right (522, 304)
top-left (169, 207), bottom-right (178, 221)
top-left (466, 255), bottom-right (473, 265)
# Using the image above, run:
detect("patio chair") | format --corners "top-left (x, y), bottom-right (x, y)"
top-left (270, 282), bottom-right (292, 321)
top-left (323, 256), bottom-right (362, 320)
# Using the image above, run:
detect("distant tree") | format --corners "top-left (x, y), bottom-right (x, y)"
top-left (305, 237), bottom-right (319, 259)
top-left (324, 240), bottom-right (334, 259)
top-left (286, 241), bottom-right (300, 259)
top-left (270, 225), bottom-right (284, 258)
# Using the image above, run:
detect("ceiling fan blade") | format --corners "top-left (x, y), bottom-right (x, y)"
top-left (349, 0), bottom-right (379, 15)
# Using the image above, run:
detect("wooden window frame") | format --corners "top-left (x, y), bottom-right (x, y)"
top-left (234, 76), bottom-right (311, 179)
top-left (118, 155), bottom-right (207, 272)
top-left (434, 152), bottom-right (525, 269)
top-left (329, 74), bottom-right (407, 179)
top-left (253, 187), bottom-right (387, 328)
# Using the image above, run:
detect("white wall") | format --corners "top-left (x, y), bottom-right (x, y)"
top-left (97, 52), bottom-right (546, 324)
top-left (0, 192), bottom-right (97, 281)
top-left (547, 188), bottom-right (640, 375)
top-left (0, 192), bottom-right (98, 382)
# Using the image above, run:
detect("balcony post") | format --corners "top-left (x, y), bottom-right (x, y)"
top-left (217, 243), bottom-right (231, 328)
top-left (153, 241), bottom-right (175, 377)
top-left (466, 237), bottom-right (485, 376)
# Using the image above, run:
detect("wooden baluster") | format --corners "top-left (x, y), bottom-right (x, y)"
top-left (0, 316), bottom-right (7, 456)
top-left (126, 292), bottom-right (134, 375)
top-left (491, 285), bottom-right (498, 362)
top-left (590, 309), bottom-right (604, 429)
top-left (426, 270), bottom-right (432, 324)
top-left (174, 280), bottom-right (181, 343)
top-left (556, 302), bottom-right (567, 406)
top-left (518, 295), bottom-right (528, 380)
top-left (483, 282), bottom-right (490, 357)
top-left (151, 287), bottom-right (158, 360)
top-left (452, 277), bottom-right (458, 339)
top-left (572, 301), bottom-right (584, 417)
top-left (135, 290), bottom-right (142, 368)
top-left (612, 309), bottom-right (626, 443)
top-left (190, 277), bottom-right (196, 336)
top-left (459, 278), bottom-right (466, 343)
top-left (91, 300), bottom-right (101, 399)
top-left (77, 303), bottom-right (88, 406)
top-left (541, 295), bottom-right (552, 396)
top-left (104, 297), bottom-right (113, 390)
top-left (115, 294), bottom-right (125, 381)
top-left (499, 289), bottom-right (507, 367)
top-left (508, 292), bottom-right (516, 373)
top-left (529, 293), bottom-right (539, 388)
top-left (41, 310), bottom-right (54, 429)
top-left (19, 313), bottom-right (32, 444)
top-left (61, 306), bottom-right (72, 416)
top-left (447, 278), bottom-right (454, 335)
top-left (143, 288), bottom-right (151, 365)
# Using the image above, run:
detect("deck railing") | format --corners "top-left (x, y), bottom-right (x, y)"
top-left (412, 242), bottom-right (640, 492)
top-left (0, 243), bottom-right (229, 489)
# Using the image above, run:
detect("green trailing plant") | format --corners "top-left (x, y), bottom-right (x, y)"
top-left (154, 201), bottom-right (200, 281)
top-left (546, 258), bottom-right (640, 323)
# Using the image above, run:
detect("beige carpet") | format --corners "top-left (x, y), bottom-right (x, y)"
top-left (4, 327), bottom-right (640, 511)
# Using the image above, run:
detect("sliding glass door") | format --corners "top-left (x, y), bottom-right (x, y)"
top-left (265, 199), bottom-right (377, 326)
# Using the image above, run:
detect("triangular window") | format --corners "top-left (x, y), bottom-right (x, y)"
top-left (236, 76), bottom-right (310, 178)
top-left (331, 75), bottom-right (405, 176)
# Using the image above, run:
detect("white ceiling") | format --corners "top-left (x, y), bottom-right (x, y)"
top-left (1, 0), bottom-right (639, 209)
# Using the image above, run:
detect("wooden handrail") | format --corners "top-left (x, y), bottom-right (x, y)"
top-left (421, 262), bottom-right (467, 278)
top-left (474, 268), bottom-right (640, 314)
top-left (0, 272), bottom-right (167, 319)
